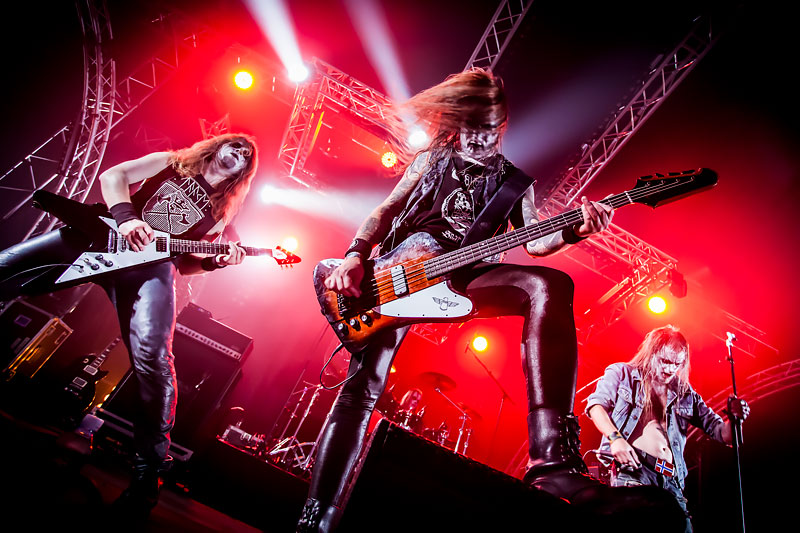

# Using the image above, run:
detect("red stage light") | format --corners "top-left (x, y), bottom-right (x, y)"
top-left (234, 70), bottom-right (254, 90)
top-left (381, 151), bottom-right (397, 168)
top-left (648, 296), bottom-right (667, 314)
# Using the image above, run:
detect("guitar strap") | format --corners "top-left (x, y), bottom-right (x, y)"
top-left (461, 164), bottom-right (535, 247)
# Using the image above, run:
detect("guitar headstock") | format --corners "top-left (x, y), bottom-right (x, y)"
top-left (632, 168), bottom-right (718, 208)
top-left (272, 246), bottom-right (302, 267)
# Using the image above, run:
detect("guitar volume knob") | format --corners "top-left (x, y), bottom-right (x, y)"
top-left (359, 314), bottom-right (372, 326)
top-left (348, 318), bottom-right (361, 331)
top-left (336, 323), bottom-right (349, 335)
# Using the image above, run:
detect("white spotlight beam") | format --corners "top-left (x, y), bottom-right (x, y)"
top-left (245, 0), bottom-right (307, 82)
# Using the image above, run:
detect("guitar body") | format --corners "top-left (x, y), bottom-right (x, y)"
top-left (62, 354), bottom-right (109, 417)
top-left (314, 233), bottom-right (474, 353)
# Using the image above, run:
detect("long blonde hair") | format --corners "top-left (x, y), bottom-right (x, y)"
top-left (388, 68), bottom-right (508, 172)
top-left (628, 325), bottom-right (691, 419)
top-left (170, 133), bottom-right (258, 224)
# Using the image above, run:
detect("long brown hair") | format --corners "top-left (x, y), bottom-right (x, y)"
top-left (389, 68), bottom-right (508, 171)
top-left (628, 325), bottom-right (691, 419)
top-left (170, 133), bottom-right (259, 224)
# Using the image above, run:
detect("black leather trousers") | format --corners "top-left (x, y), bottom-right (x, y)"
top-left (0, 229), bottom-right (178, 464)
top-left (307, 262), bottom-right (578, 507)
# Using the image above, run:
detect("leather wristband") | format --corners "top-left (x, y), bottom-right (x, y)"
top-left (109, 202), bottom-right (140, 227)
top-left (201, 255), bottom-right (226, 271)
top-left (561, 225), bottom-right (587, 245)
top-left (345, 238), bottom-right (371, 259)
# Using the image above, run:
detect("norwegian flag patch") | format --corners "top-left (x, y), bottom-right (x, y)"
top-left (654, 459), bottom-right (675, 477)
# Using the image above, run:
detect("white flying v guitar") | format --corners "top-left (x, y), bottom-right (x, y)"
top-left (314, 169), bottom-right (718, 353)
top-left (29, 190), bottom-right (301, 288)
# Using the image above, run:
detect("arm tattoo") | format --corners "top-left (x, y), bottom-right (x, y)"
top-left (355, 152), bottom-right (429, 243)
top-left (520, 186), bottom-right (570, 257)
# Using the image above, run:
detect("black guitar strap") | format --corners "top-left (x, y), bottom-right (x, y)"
top-left (461, 164), bottom-right (535, 247)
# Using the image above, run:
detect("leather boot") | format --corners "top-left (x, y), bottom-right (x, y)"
top-left (112, 455), bottom-right (172, 519)
top-left (523, 408), bottom-right (686, 530)
top-left (296, 498), bottom-right (341, 533)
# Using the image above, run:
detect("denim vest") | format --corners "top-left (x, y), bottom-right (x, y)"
top-left (585, 363), bottom-right (727, 489)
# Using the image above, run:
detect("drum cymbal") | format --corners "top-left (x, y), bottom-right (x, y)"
top-left (456, 402), bottom-right (482, 421)
top-left (418, 371), bottom-right (457, 391)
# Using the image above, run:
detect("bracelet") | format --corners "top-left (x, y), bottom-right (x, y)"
top-left (607, 430), bottom-right (624, 443)
top-left (109, 202), bottom-right (140, 227)
top-left (200, 255), bottom-right (226, 271)
top-left (345, 238), bottom-right (371, 259)
top-left (561, 225), bottom-right (587, 245)
top-left (345, 251), bottom-right (364, 260)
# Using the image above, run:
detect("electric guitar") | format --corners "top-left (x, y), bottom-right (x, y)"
top-left (61, 336), bottom-right (122, 420)
top-left (27, 190), bottom-right (301, 288)
top-left (314, 169), bottom-right (718, 353)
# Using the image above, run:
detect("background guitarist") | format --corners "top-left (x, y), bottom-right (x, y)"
top-left (297, 69), bottom-right (684, 532)
top-left (0, 133), bottom-right (258, 519)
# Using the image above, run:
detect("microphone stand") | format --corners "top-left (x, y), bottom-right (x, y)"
top-left (725, 332), bottom-right (746, 533)
top-left (467, 345), bottom-right (515, 463)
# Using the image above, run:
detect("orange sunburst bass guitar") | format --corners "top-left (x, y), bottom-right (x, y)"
top-left (314, 169), bottom-right (717, 353)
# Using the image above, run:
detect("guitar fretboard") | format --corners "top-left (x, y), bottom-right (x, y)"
top-left (424, 190), bottom-right (635, 278)
top-left (166, 239), bottom-right (270, 257)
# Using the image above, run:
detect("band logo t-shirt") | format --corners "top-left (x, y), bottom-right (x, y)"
top-left (411, 155), bottom-right (492, 251)
top-left (130, 167), bottom-right (217, 241)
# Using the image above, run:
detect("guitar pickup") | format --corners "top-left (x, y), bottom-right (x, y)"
top-left (390, 265), bottom-right (408, 296)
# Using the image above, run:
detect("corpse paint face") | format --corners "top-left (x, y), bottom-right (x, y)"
top-left (216, 141), bottom-right (251, 174)
top-left (458, 126), bottom-right (500, 162)
top-left (652, 346), bottom-right (687, 384)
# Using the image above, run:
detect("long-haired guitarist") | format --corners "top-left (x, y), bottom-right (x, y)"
top-left (0, 133), bottom-right (258, 518)
top-left (297, 69), bottom-right (686, 531)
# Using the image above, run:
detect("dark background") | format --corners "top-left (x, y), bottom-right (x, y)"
top-left (1, 1), bottom-right (796, 530)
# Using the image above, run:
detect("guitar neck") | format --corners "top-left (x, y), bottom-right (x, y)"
top-left (169, 239), bottom-right (270, 257)
top-left (425, 190), bottom-right (634, 278)
top-left (90, 337), bottom-right (122, 369)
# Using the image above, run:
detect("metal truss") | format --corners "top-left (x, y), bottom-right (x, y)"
top-left (534, 15), bottom-right (728, 343)
top-left (0, 3), bottom-right (209, 244)
top-left (276, 57), bottom-right (404, 188)
top-left (199, 113), bottom-right (231, 139)
top-left (465, 0), bottom-right (534, 71)
top-left (687, 358), bottom-right (798, 443)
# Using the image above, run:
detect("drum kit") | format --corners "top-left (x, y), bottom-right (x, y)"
top-left (379, 371), bottom-right (481, 455)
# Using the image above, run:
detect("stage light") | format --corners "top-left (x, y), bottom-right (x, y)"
top-left (648, 296), bottom-right (667, 314)
top-left (234, 70), bottom-right (254, 90)
top-left (381, 151), bottom-right (397, 168)
top-left (287, 64), bottom-right (310, 83)
top-left (408, 128), bottom-right (428, 148)
top-left (281, 236), bottom-right (299, 253)
top-left (245, 0), bottom-right (307, 85)
top-left (472, 336), bottom-right (488, 352)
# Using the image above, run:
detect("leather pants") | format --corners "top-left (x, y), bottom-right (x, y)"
top-left (0, 229), bottom-right (178, 464)
top-left (307, 262), bottom-right (578, 508)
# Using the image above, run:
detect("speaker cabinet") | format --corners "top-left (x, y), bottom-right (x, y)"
top-left (103, 308), bottom-right (248, 451)
top-left (338, 419), bottom-right (573, 531)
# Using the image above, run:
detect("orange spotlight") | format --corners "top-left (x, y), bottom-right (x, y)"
top-left (381, 151), bottom-right (397, 168)
top-left (281, 236), bottom-right (299, 253)
top-left (234, 70), bottom-right (254, 90)
top-left (472, 336), bottom-right (488, 352)
top-left (648, 296), bottom-right (667, 314)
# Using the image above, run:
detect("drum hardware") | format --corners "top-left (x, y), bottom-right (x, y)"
top-left (266, 381), bottom-right (324, 473)
top-left (434, 386), bottom-right (477, 455)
